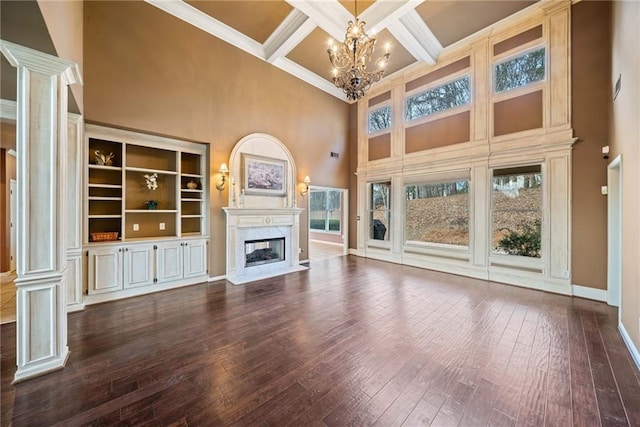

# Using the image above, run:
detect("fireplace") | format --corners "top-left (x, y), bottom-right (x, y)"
top-left (223, 207), bottom-right (307, 285)
top-left (245, 237), bottom-right (285, 267)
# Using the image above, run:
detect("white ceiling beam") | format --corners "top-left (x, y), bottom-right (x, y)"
top-left (387, 10), bottom-right (442, 65)
top-left (264, 9), bottom-right (316, 63)
top-left (144, 0), bottom-right (265, 59)
top-left (360, 0), bottom-right (425, 35)
top-left (272, 57), bottom-right (347, 101)
top-left (285, 0), bottom-right (352, 41)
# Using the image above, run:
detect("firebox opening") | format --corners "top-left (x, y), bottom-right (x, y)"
top-left (245, 237), bottom-right (285, 268)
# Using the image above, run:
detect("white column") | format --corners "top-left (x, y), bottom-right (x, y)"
top-left (66, 113), bottom-right (84, 313)
top-left (0, 40), bottom-right (82, 382)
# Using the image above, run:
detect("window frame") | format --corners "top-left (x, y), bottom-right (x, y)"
top-left (404, 72), bottom-right (473, 126)
top-left (492, 44), bottom-right (547, 96)
top-left (367, 180), bottom-right (392, 245)
top-left (489, 163), bottom-right (545, 263)
top-left (403, 174), bottom-right (472, 252)
top-left (367, 102), bottom-right (393, 137)
top-left (308, 188), bottom-right (342, 234)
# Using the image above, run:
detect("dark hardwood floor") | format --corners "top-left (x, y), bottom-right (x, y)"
top-left (2, 256), bottom-right (640, 426)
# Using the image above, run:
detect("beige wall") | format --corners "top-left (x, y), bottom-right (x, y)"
top-left (38, 0), bottom-right (83, 113)
top-left (610, 1), bottom-right (640, 354)
top-left (0, 125), bottom-right (17, 272)
top-left (571, 1), bottom-right (611, 290)
top-left (83, 1), bottom-right (351, 276)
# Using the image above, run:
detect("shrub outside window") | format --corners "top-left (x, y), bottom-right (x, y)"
top-left (494, 47), bottom-right (546, 93)
top-left (309, 189), bottom-right (341, 232)
top-left (405, 180), bottom-right (470, 247)
top-left (405, 76), bottom-right (471, 122)
top-left (491, 166), bottom-right (542, 258)
top-left (369, 182), bottom-right (391, 241)
top-left (368, 106), bottom-right (392, 134)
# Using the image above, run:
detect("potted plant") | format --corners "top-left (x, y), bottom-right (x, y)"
top-left (144, 200), bottom-right (159, 210)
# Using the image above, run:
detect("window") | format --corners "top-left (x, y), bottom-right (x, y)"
top-left (405, 180), bottom-right (469, 247)
top-left (494, 47), bottom-right (545, 93)
top-left (369, 182), bottom-right (391, 241)
top-left (368, 106), bottom-right (392, 134)
top-left (309, 189), bottom-right (342, 232)
top-left (405, 76), bottom-right (471, 122)
top-left (492, 166), bottom-right (542, 258)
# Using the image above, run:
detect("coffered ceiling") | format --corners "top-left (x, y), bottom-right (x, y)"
top-left (147, 0), bottom-right (538, 101)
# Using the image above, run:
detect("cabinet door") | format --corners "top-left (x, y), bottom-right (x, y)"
top-left (156, 241), bottom-right (183, 283)
top-left (183, 239), bottom-right (207, 278)
top-left (123, 244), bottom-right (155, 288)
top-left (88, 246), bottom-right (123, 294)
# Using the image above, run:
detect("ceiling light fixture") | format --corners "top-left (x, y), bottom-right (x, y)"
top-left (328, 0), bottom-right (391, 101)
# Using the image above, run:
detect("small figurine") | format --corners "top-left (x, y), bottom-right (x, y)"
top-left (95, 150), bottom-right (115, 166)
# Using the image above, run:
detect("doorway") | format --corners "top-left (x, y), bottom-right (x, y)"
top-left (307, 186), bottom-right (348, 261)
top-left (607, 155), bottom-right (622, 309)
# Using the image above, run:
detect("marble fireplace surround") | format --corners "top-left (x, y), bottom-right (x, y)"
top-left (223, 207), bottom-right (307, 285)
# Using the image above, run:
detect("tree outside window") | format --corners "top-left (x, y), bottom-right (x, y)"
top-left (492, 166), bottom-right (542, 258)
top-left (405, 180), bottom-right (469, 246)
top-left (310, 190), bottom-right (341, 232)
top-left (494, 47), bottom-right (545, 93)
top-left (405, 76), bottom-right (471, 122)
top-left (368, 106), bottom-right (392, 134)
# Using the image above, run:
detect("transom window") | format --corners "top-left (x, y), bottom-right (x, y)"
top-left (405, 76), bottom-right (471, 122)
top-left (494, 47), bottom-right (546, 93)
top-left (491, 166), bottom-right (542, 258)
top-left (368, 106), bottom-right (392, 134)
top-left (405, 180), bottom-right (470, 247)
top-left (309, 189), bottom-right (342, 232)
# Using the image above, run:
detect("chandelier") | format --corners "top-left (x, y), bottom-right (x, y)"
top-left (327, 2), bottom-right (391, 101)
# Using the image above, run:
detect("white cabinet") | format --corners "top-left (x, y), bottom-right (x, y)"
top-left (123, 244), bottom-right (155, 288)
top-left (156, 239), bottom-right (207, 283)
top-left (87, 243), bottom-right (154, 294)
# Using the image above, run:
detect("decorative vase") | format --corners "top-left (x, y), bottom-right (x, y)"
top-left (187, 180), bottom-right (198, 190)
top-left (145, 200), bottom-right (158, 210)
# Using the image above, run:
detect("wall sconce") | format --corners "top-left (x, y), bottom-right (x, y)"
top-left (301, 176), bottom-right (311, 196)
top-left (216, 163), bottom-right (229, 190)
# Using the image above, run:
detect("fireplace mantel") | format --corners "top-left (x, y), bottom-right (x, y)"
top-left (223, 207), bottom-right (307, 285)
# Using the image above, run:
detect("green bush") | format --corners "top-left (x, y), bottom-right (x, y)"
top-left (497, 220), bottom-right (541, 258)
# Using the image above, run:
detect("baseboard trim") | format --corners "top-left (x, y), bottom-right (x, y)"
top-left (207, 275), bottom-right (226, 283)
top-left (572, 284), bottom-right (607, 302)
top-left (619, 322), bottom-right (640, 371)
top-left (349, 248), bottom-right (364, 257)
top-left (309, 239), bottom-right (343, 247)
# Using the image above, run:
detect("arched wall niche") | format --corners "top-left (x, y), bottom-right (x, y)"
top-left (227, 133), bottom-right (297, 209)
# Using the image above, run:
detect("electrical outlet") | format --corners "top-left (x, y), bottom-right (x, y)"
top-left (159, 222), bottom-right (165, 230)
top-left (133, 224), bottom-right (139, 231)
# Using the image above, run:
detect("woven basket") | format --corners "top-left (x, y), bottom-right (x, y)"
top-left (90, 231), bottom-right (119, 242)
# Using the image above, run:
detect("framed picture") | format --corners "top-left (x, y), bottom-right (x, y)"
top-left (242, 154), bottom-right (287, 197)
